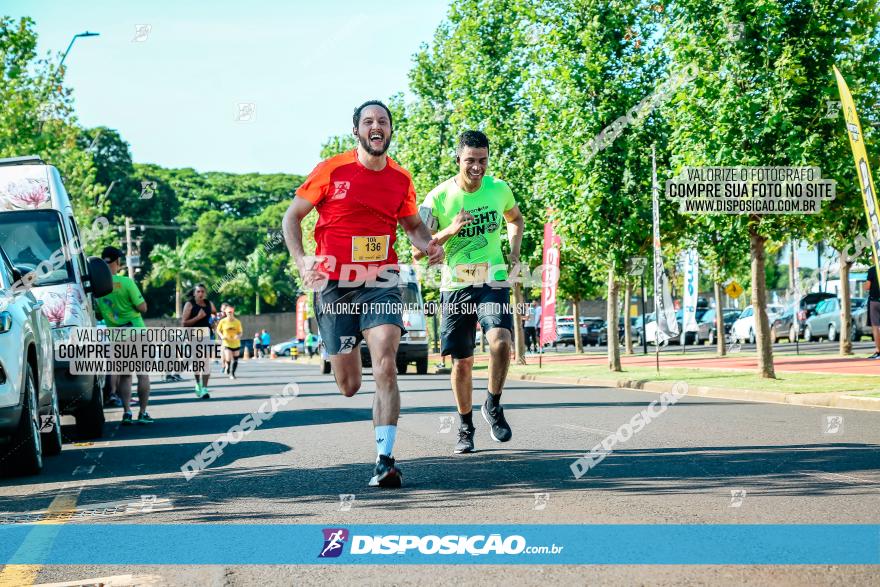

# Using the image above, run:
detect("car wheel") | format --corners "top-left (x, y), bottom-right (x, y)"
top-left (321, 360), bottom-right (331, 375)
top-left (4, 363), bottom-right (43, 476)
top-left (851, 322), bottom-right (859, 342)
top-left (804, 326), bottom-right (813, 342)
top-left (396, 360), bottom-right (408, 375)
top-left (828, 324), bottom-right (837, 342)
top-left (41, 386), bottom-right (63, 457)
top-left (416, 358), bottom-right (428, 375)
top-left (789, 326), bottom-right (797, 342)
top-left (75, 376), bottom-right (105, 440)
top-left (748, 329), bottom-right (755, 344)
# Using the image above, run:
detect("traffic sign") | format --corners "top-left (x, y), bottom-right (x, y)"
top-left (627, 257), bottom-right (647, 276)
top-left (725, 280), bottom-right (744, 299)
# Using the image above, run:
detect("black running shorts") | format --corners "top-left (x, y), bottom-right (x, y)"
top-left (440, 284), bottom-right (513, 359)
top-left (314, 279), bottom-right (405, 356)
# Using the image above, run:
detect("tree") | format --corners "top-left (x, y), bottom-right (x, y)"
top-left (663, 0), bottom-right (880, 376)
top-left (217, 247), bottom-right (292, 315)
top-left (146, 239), bottom-right (211, 318)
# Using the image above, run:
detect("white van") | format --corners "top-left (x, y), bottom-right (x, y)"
top-left (0, 156), bottom-right (113, 438)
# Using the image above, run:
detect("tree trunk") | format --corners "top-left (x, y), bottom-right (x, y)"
top-left (749, 223), bottom-right (775, 378)
top-left (512, 283), bottom-right (527, 365)
top-left (840, 255), bottom-right (853, 356)
top-left (607, 265), bottom-right (622, 371)
top-left (174, 274), bottom-right (181, 319)
top-left (714, 280), bottom-right (726, 356)
top-left (256, 292), bottom-right (261, 315)
top-left (572, 297), bottom-right (583, 353)
top-left (624, 280), bottom-right (634, 355)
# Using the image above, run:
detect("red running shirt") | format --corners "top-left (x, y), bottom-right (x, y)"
top-left (296, 150), bottom-right (418, 280)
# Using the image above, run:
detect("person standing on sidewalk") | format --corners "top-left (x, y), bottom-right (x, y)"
top-left (282, 99), bottom-right (443, 488)
top-left (865, 265), bottom-right (880, 359)
top-left (414, 130), bottom-right (524, 454)
top-left (95, 246), bottom-right (154, 425)
top-left (524, 300), bottom-right (539, 352)
top-left (181, 284), bottom-right (217, 398)
top-left (261, 329), bottom-right (271, 357)
top-left (216, 304), bottom-right (243, 379)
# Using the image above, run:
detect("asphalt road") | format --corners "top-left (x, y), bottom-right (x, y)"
top-left (1, 358), bottom-right (880, 586)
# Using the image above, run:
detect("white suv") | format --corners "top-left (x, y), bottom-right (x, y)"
top-left (0, 245), bottom-right (61, 476)
top-left (0, 156), bottom-right (113, 439)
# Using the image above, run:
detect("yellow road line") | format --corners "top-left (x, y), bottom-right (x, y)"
top-left (0, 489), bottom-right (80, 587)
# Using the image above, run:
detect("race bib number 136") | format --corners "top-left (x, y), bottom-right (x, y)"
top-left (351, 235), bottom-right (389, 262)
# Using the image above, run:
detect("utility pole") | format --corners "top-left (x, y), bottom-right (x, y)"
top-left (125, 217), bottom-right (134, 279)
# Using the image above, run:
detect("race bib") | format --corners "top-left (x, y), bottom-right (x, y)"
top-left (454, 263), bottom-right (489, 284)
top-left (351, 235), bottom-right (389, 262)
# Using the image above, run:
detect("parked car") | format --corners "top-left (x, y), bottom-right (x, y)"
top-left (770, 292), bottom-right (836, 342)
top-left (554, 316), bottom-right (595, 347)
top-left (804, 297), bottom-right (867, 342)
top-left (731, 304), bottom-right (785, 344)
top-left (0, 156), bottom-right (113, 439)
top-left (0, 245), bottom-right (61, 476)
top-left (617, 316), bottom-right (640, 346)
top-left (272, 338), bottom-right (305, 357)
top-left (695, 308), bottom-right (741, 345)
top-left (642, 308), bottom-right (708, 345)
top-left (321, 265), bottom-right (429, 375)
top-left (584, 318), bottom-right (607, 346)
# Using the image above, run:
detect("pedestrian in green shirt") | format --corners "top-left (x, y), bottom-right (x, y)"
top-left (97, 246), bottom-right (153, 425)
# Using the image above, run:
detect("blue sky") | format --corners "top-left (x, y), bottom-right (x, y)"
top-left (5, 0), bottom-right (449, 174)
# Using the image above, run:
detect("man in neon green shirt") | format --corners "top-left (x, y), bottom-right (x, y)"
top-left (414, 130), bottom-right (524, 454)
top-left (96, 246), bottom-right (153, 425)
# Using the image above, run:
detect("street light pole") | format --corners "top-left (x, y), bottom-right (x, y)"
top-left (60, 31), bottom-right (100, 69)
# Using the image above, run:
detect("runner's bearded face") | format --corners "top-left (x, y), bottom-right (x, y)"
top-left (457, 146), bottom-right (488, 189)
top-left (355, 105), bottom-right (392, 156)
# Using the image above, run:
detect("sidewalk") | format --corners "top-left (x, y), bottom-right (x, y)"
top-left (457, 350), bottom-right (880, 413)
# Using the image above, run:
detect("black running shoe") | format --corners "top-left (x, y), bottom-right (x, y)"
top-left (454, 423), bottom-right (476, 454)
top-left (869, 352), bottom-right (880, 359)
top-left (481, 399), bottom-right (512, 442)
top-left (369, 454), bottom-right (403, 488)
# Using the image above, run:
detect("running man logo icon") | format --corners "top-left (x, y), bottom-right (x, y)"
top-left (338, 336), bottom-right (357, 354)
top-left (822, 414), bottom-right (844, 435)
top-left (331, 181), bottom-right (350, 200)
top-left (319, 528), bottom-right (349, 558)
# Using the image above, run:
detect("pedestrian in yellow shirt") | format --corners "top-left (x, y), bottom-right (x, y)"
top-left (216, 304), bottom-right (243, 380)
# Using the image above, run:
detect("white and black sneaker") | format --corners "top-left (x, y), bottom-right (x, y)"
top-left (369, 454), bottom-right (403, 488)
top-left (482, 399), bottom-right (512, 442)
top-left (454, 423), bottom-right (476, 454)
top-left (869, 352), bottom-right (880, 359)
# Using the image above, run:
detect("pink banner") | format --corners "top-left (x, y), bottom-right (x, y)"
top-left (540, 221), bottom-right (561, 346)
top-left (296, 295), bottom-right (307, 340)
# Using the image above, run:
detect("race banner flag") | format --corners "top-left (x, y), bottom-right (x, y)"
top-left (682, 249), bottom-right (700, 333)
top-left (652, 146), bottom-right (680, 343)
top-left (540, 221), bottom-right (562, 347)
top-left (834, 66), bottom-right (880, 276)
top-left (296, 294), bottom-right (308, 340)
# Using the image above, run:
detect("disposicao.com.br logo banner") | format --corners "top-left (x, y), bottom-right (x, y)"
top-left (2, 525), bottom-right (879, 565)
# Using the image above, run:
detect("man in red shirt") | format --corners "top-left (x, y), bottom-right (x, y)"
top-left (283, 100), bottom-right (443, 488)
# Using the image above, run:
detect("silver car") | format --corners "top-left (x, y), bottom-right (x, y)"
top-left (0, 246), bottom-right (61, 477)
top-left (804, 297), bottom-right (867, 342)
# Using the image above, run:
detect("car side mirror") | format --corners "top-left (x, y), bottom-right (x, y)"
top-left (85, 257), bottom-right (113, 297)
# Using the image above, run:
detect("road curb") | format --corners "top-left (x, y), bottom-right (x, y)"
top-left (476, 371), bottom-right (880, 413)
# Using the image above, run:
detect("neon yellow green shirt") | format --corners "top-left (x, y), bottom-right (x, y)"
top-left (96, 274), bottom-right (146, 327)
top-left (421, 175), bottom-right (516, 290)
